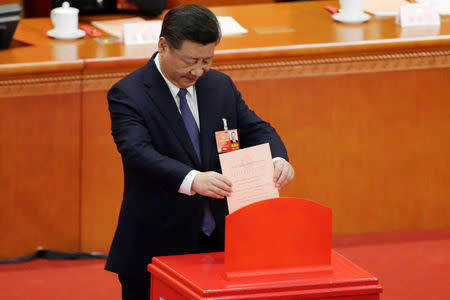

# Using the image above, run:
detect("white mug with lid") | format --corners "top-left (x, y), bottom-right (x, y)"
top-left (48, 2), bottom-right (85, 40)
top-left (339, 0), bottom-right (364, 19)
top-left (51, 2), bottom-right (78, 35)
top-left (333, 0), bottom-right (371, 24)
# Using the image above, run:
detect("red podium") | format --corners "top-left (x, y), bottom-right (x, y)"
top-left (148, 198), bottom-right (382, 299)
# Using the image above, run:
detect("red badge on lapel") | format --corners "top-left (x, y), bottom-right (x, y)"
top-left (215, 129), bottom-right (240, 153)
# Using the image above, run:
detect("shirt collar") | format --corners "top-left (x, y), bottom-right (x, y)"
top-left (155, 53), bottom-right (194, 99)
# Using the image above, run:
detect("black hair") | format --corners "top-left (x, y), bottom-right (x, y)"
top-left (160, 4), bottom-right (221, 49)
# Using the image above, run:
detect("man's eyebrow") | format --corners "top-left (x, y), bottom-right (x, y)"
top-left (186, 55), bottom-right (213, 60)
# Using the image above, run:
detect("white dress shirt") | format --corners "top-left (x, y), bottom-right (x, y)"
top-left (155, 53), bottom-right (199, 195)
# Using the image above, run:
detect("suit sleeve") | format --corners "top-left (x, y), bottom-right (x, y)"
top-left (229, 79), bottom-right (289, 161)
top-left (108, 85), bottom-right (193, 192)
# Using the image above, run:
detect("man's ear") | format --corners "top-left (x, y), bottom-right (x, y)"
top-left (158, 37), bottom-right (169, 54)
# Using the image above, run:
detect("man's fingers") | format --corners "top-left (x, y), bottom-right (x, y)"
top-left (208, 172), bottom-right (232, 194)
top-left (204, 191), bottom-right (224, 199)
top-left (212, 176), bottom-right (232, 193)
top-left (209, 185), bottom-right (230, 198)
top-left (273, 162), bottom-right (282, 183)
top-left (211, 172), bottom-right (233, 188)
top-left (276, 168), bottom-right (286, 187)
top-left (281, 165), bottom-right (295, 188)
top-left (203, 181), bottom-right (231, 198)
top-left (273, 161), bottom-right (295, 189)
top-left (192, 171), bottom-right (233, 198)
top-left (275, 163), bottom-right (288, 188)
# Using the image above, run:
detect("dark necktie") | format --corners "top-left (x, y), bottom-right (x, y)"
top-left (178, 88), bottom-right (201, 161)
top-left (177, 88), bottom-right (216, 236)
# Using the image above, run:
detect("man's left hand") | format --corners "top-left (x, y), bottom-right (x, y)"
top-left (273, 159), bottom-right (295, 189)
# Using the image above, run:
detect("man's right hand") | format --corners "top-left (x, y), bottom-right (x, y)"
top-left (191, 171), bottom-right (232, 199)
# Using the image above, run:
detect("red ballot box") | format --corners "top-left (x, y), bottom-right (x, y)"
top-left (148, 198), bottom-right (382, 299)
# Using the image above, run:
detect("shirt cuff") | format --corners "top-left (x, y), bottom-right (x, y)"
top-left (178, 170), bottom-right (200, 196)
top-left (272, 157), bottom-right (286, 162)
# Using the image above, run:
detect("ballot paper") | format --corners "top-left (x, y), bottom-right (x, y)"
top-left (219, 143), bottom-right (279, 214)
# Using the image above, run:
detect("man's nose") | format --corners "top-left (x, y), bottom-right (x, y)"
top-left (190, 67), bottom-right (204, 77)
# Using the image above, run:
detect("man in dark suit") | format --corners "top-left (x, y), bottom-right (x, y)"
top-left (105, 5), bottom-right (295, 299)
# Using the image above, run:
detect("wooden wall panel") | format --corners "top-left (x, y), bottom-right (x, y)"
top-left (0, 83), bottom-right (81, 259)
top-left (233, 67), bottom-right (450, 235)
top-left (80, 79), bottom-right (123, 253)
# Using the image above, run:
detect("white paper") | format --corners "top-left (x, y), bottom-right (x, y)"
top-left (364, 0), bottom-right (410, 17)
top-left (416, 0), bottom-right (450, 15)
top-left (123, 21), bottom-right (162, 46)
top-left (399, 23), bottom-right (440, 38)
top-left (217, 16), bottom-right (248, 36)
top-left (364, 0), bottom-right (450, 16)
top-left (399, 4), bottom-right (440, 27)
top-left (91, 17), bottom-right (145, 40)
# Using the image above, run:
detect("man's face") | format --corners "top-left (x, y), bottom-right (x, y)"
top-left (158, 38), bottom-right (217, 88)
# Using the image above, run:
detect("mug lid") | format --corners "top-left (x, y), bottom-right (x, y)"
top-left (52, 2), bottom-right (79, 14)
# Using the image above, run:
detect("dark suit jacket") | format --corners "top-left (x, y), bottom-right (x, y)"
top-left (105, 54), bottom-right (288, 276)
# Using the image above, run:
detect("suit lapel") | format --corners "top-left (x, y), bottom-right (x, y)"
top-left (143, 56), bottom-right (201, 168)
top-left (196, 75), bottom-right (219, 171)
